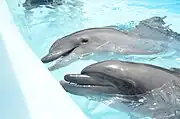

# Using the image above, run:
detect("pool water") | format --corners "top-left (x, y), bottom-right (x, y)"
top-left (6, 0), bottom-right (180, 118)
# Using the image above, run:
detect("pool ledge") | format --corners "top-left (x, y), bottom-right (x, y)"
top-left (0, 0), bottom-right (88, 119)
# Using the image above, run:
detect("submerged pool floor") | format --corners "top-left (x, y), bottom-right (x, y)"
top-left (6, 0), bottom-right (180, 118)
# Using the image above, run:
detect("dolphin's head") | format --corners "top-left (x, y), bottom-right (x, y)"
top-left (59, 60), bottom-right (147, 96)
top-left (41, 31), bottom-right (96, 64)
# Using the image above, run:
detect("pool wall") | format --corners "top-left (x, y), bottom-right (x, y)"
top-left (0, 0), bottom-right (88, 119)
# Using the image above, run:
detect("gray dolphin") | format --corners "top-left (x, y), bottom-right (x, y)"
top-left (60, 60), bottom-right (180, 96)
top-left (41, 27), bottom-right (163, 71)
top-left (41, 16), bottom-right (180, 71)
top-left (59, 60), bottom-right (180, 118)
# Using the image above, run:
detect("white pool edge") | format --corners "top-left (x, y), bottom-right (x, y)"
top-left (0, 0), bottom-right (88, 119)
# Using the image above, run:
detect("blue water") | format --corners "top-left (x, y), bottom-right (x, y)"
top-left (6, 0), bottom-right (180, 119)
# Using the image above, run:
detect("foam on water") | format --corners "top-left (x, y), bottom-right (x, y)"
top-left (6, 0), bottom-right (180, 118)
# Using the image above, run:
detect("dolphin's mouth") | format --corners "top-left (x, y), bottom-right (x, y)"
top-left (62, 74), bottom-right (115, 88)
top-left (41, 46), bottom-right (77, 63)
top-left (60, 79), bottom-right (104, 88)
top-left (59, 74), bottom-right (120, 95)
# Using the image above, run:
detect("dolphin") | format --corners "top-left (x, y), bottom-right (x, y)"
top-left (41, 27), bottom-right (164, 71)
top-left (59, 60), bottom-right (180, 118)
top-left (60, 60), bottom-right (180, 96)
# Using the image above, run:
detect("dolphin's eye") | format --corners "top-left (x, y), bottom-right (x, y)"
top-left (81, 38), bottom-right (88, 43)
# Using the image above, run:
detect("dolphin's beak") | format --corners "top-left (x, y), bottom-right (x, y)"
top-left (64, 74), bottom-right (103, 85)
top-left (41, 46), bottom-right (77, 63)
top-left (59, 73), bottom-right (120, 96)
top-left (41, 53), bottom-right (58, 63)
